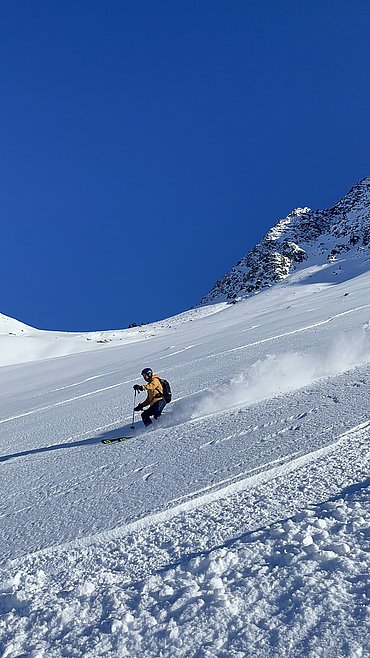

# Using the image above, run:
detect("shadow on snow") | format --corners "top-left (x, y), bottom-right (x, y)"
top-left (0, 392), bottom-right (212, 463)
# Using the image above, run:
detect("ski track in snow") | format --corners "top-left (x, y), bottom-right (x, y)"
top-left (1, 301), bottom-right (369, 427)
top-left (1, 421), bottom-right (370, 658)
top-left (1, 275), bottom-right (370, 657)
top-left (0, 362), bottom-right (369, 565)
top-left (157, 344), bottom-right (198, 359)
top-left (0, 380), bottom-right (133, 425)
top-left (200, 304), bottom-right (370, 360)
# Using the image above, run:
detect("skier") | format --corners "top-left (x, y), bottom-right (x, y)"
top-left (133, 368), bottom-right (167, 427)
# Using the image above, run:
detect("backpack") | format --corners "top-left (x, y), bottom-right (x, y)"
top-left (160, 378), bottom-right (172, 403)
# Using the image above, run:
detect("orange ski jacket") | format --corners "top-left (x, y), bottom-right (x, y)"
top-left (141, 374), bottom-right (164, 408)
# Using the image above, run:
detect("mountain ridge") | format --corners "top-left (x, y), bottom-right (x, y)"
top-left (200, 177), bottom-right (370, 304)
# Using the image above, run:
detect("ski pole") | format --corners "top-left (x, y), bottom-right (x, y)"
top-left (130, 390), bottom-right (137, 429)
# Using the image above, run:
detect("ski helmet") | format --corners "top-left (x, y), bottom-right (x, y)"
top-left (141, 367), bottom-right (153, 380)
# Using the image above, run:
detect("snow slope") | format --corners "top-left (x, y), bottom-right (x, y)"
top-left (1, 265), bottom-right (370, 656)
top-left (0, 304), bottom-right (228, 368)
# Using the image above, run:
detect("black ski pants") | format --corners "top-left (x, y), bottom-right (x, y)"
top-left (141, 398), bottom-right (166, 426)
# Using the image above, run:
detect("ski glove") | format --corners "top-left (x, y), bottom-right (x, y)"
top-left (133, 384), bottom-right (143, 392)
top-left (134, 403), bottom-right (144, 412)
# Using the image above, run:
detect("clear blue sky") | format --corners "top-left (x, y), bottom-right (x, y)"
top-left (1, 0), bottom-right (369, 331)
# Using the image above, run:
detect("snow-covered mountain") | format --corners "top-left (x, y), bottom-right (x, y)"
top-left (201, 177), bottom-right (370, 304)
top-left (0, 312), bottom-right (35, 336)
top-left (1, 182), bottom-right (370, 657)
top-left (0, 304), bottom-right (227, 367)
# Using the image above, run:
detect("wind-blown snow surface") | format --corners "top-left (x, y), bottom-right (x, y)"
top-left (0, 305), bottom-right (227, 367)
top-left (1, 268), bottom-right (370, 657)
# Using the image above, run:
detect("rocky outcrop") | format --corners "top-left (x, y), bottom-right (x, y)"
top-left (200, 178), bottom-right (370, 304)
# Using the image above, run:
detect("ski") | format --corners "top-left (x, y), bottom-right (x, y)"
top-left (101, 436), bottom-right (133, 445)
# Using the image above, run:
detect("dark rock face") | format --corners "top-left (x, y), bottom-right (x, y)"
top-left (200, 178), bottom-right (370, 304)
